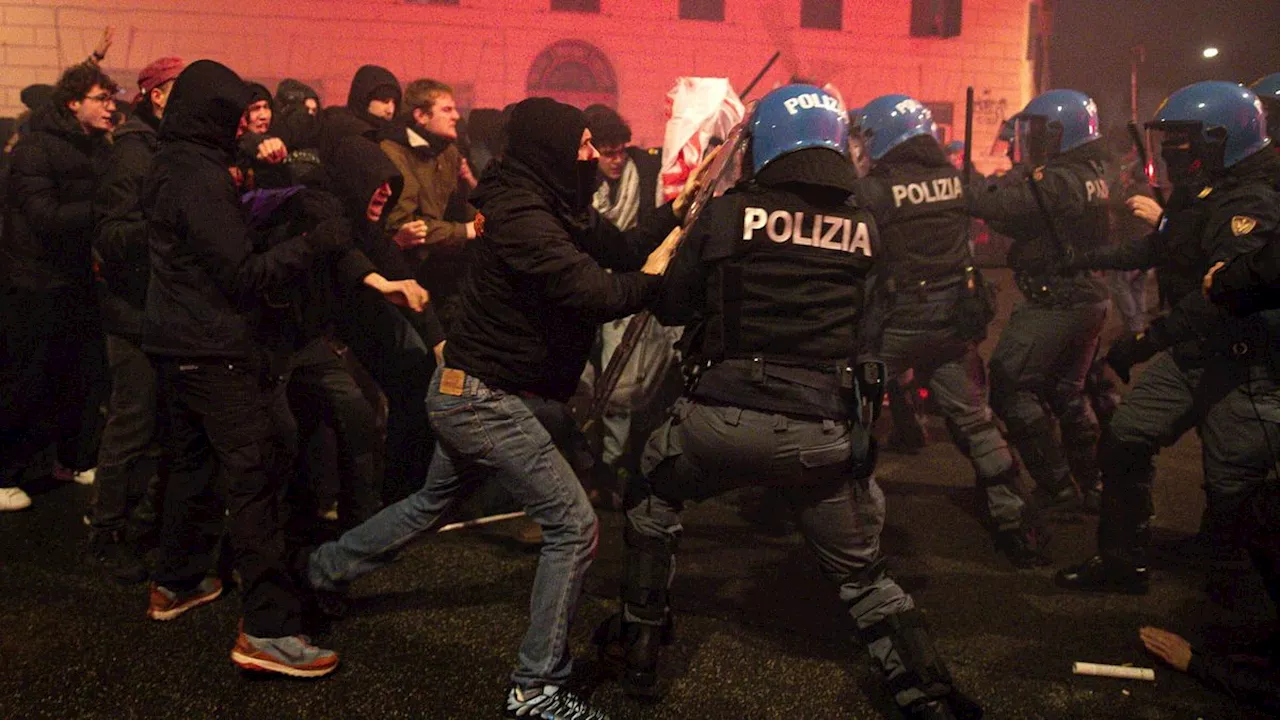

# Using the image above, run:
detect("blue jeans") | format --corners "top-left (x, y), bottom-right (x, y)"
top-left (309, 367), bottom-right (599, 688)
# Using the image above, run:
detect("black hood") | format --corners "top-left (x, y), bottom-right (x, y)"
top-left (755, 147), bottom-right (859, 197)
top-left (500, 97), bottom-right (591, 212)
top-left (159, 60), bottom-right (251, 157)
top-left (326, 136), bottom-right (404, 230)
top-left (20, 83), bottom-right (54, 111)
top-left (275, 78), bottom-right (319, 109)
top-left (347, 65), bottom-right (401, 128)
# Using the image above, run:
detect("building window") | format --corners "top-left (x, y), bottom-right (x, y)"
top-left (679, 0), bottom-right (724, 21)
top-left (801, 0), bottom-right (842, 30)
top-left (911, 0), bottom-right (962, 38)
top-left (551, 0), bottom-right (600, 12)
top-left (527, 39), bottom-right (618, 109)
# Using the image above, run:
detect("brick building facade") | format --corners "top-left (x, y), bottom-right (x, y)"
top-left (1, 0), bottom-right (1045, 174)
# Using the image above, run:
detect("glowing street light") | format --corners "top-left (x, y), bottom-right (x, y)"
top-left (1202, 47), bottom-right (1220, 59)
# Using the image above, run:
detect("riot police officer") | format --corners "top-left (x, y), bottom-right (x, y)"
top-left (595, 85), bottom-right (982, 720)
top-left (1057, 81), bottom-right (1280, 595)
top-left (965, 90), bottom-right (1113, 515)
top-left (856, 94), bottom-right (1043, 567)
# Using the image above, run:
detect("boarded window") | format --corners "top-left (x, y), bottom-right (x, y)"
top-left (680, 0), bottom-right (724, 21)
top-left (910, 0), bottom-right (963, 38)
top-left (801, 0), bottom-right (842, 30)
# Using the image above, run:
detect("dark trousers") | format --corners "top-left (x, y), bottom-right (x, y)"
top-left (153, 359), bottom-right (302, 637)
top-left (988, 299), bottom-right (1108, 495)
top-left (0, 286), bottom-right (107, 485)
top-left (1098, 352), bottom-right (1280, 597)
top-left (271, 337), bottom-right (381, 532)
top-left (335, 288), bottom-right (435, 503)
top-left (90, 334), bottom-right (160, 532)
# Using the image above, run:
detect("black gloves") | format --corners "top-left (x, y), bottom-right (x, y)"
top-left (1105, 321), bottom-right (1170, 383)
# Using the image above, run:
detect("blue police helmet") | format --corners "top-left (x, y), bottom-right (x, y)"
top-left (946, 140), bottom-right (965, 154)
top-left (1149, 81), bottom-right (1270, 169)
top-left (1015, 89), bottom-right (1101, 156)
top-left (857, 94), bottom-right (937, 160)
top-left (749, 84), bottom-right (849, 175)
top-left (1251, 72), bottom-right (1280, 103)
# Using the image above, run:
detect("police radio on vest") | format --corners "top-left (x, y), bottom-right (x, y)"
top-left (783, 93), bottom-right (843, 116)
top-left (742, 207), bottom-right (873, 256)
top-left (892, 177), bottom-right (964, 208)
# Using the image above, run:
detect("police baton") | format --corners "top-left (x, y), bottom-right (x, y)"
top-left (963, 87), bottom-right (975, 186)
top-left (1126, 120), bottom-right (1167, 206)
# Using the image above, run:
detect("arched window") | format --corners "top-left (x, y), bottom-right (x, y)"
top-left (526, 40), bottom-right (618, 109)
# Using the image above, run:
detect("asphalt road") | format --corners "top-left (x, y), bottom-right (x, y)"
top-left (0, 270), bottom-right (1268, 719)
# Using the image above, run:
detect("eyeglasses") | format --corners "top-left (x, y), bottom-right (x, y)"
top-left (84, 93), bottom-right (117, 105)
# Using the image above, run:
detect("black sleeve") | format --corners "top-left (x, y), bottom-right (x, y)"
top-left (494, 209), bottom-right (662, 321)
top-left (93, 136), bottom-right (151, 268)
top-left (1209, 231), bottom-right (1280, 314)
top-left (966, 166), bottom-right (1080, 226)
top-left (1074, 232), bottom-right (1161, 271)
top-left (1150, 195), bottom-right (1280, 348)
top-left (333, 248), bottom-right (378, 291)
top-left (654, 205), bottom-right (719, 326)
top-left (1188, 651), bottom-right (1280, 714)
top-left (579, 202), bottom-right (680, 272)
top-left (183, 176), bottom-right (317, 307)
top-left (10, 140), bottom-right (94, 239)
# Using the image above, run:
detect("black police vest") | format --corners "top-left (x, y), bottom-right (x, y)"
top-left (689, 185), bottom-right (878, 419)
top-left (866, 163), bottom-right (970, 286)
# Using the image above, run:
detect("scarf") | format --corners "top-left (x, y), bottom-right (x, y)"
top-left (592, 157), bottom-right (640, 230)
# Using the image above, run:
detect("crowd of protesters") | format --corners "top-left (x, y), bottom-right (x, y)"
top-left (2, 28), bottom-right (1278, 718)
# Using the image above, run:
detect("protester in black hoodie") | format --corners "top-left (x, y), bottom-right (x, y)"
top-left (325, 136), bottom-right (440, 503)
top-left (274, 79), bottom-right (323, 184)
top-left (142, 59), bottom-right (344, 677)
top-left (85, 55), bottom-right (185, 581)
top-left (317, 65), bottom-right (400, 165)
top-left (1, 62), bottom-right (116, 512)
top-left (307, 97), bottom-right (695, 720)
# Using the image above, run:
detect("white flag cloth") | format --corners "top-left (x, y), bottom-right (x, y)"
top-left (658, 77), bottom-right (745, 204)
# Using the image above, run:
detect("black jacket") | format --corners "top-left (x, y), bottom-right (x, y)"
top-left (1075, 150), bottom-right (1280, 363)
top-left (142, 60), bottom-right (323, 360)
top-left (446, 155), bottom-right (677, 401)
top-left (94, 110), bottom-right (160, 338)
top-left (322, 136), bottom-right (446, 347)
top-left (2, 102), bottom-right (110, 292)
top-left (967, 141), bottom-right (1112, 304)
top-left (856, 136), bottom-right (970, 287)
top-left (317, 65), bottom-right (400, 165)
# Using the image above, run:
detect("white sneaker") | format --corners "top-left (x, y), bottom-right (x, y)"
top-left (0, 487), bottom-right (33, 511)
top-left (73, 468), bottom-right (96, 486)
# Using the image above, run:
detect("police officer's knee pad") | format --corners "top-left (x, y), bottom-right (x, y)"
top-left (1097, 434), bottom-right (1155, 481)
top-left (622, 523), bottom-right (678, 621)
top-left (857, 608), bottom-right (954, 702)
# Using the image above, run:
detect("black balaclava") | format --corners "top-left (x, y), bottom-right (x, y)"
top-left (347, 65), bottom-right (401, 129)
top-left (504, 97), bottom-right (596, 213)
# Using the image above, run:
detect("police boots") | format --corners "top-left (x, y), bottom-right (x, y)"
top-left (592, 611), bottom-right (675, 698)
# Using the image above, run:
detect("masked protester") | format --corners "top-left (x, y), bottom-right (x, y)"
top-left (317, 64), bottom-right (401, 165)
top-left (307, 96), bottom-right (701, 720)
top-left (141, 59), bottom-right (349, 677)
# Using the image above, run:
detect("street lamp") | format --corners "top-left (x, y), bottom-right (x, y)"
top-left (1202, 47), bottom-right (1220, 59)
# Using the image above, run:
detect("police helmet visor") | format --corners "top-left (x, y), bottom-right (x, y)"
top-left (1261, 96), bottom-right (1280, 144)
top-left (1012, 115), bottom-right (1062, 166)
top-left (1145, 121), bottom-right (1221, 189)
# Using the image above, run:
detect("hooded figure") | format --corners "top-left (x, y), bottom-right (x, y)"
top-left (326, 137), bottom-right (416, 285)
top-left (143, 59), bottom-right (345, 360)
top-left (140, 60), bottom-right (343, 674)
top-left (274, 79), bottom-right (323, 182)
top-left (451, 96), bottom-right (682, 401)
top-left (318, 65), bottom-right (401, 164)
